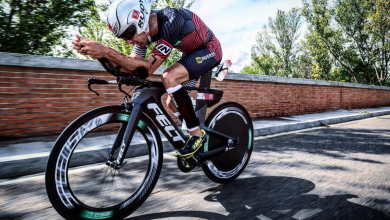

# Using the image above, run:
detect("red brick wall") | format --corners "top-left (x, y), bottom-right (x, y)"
top-left (1, 66), bottom-right (390, 138)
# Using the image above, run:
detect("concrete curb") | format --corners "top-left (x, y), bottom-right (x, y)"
top-left (1, 109), bottom-right (390, 179)
top-left (254, 110), bottom-right (390, 136)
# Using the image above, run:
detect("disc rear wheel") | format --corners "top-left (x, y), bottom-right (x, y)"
top-left (202, 102), bottom-right (253, 183)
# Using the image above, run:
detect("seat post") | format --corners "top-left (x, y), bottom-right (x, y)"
top-left (199, 69), bottom-right (212, 89)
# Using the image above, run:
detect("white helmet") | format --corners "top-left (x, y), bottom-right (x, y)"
top-left (106, 0), bottom-right (154, 39)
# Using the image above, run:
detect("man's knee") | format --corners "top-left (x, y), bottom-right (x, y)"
top-left (162, 71), bottom-right (178, 88)
top-left (162, 65), bottom-right (189, 88)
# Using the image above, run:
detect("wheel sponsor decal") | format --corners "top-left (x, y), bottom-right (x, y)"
top-left (55, 114), bottom-right (112, 209)
top-left (79, 210), bottom-right (114, 219)
top-left (248, 129), bottom-right (252, 150)
top-left (117, 113), bottom-right (130, 122)
top-left (138, 120), bottom-right (146, 130)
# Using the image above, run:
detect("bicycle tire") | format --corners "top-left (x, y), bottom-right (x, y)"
top-left (202, 102), bottom-right (253, 183)
top-left (45, 105), bottom-right (163, 220)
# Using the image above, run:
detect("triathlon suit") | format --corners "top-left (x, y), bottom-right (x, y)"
top-left (131, 6), bottom-right (223, 87)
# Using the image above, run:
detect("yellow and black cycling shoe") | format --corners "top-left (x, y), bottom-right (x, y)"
top-left (174, 129), bottom-right (206, 158)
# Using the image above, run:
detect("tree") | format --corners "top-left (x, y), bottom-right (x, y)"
top-left (241, 64), bottom-right (261, 75)
top-left (300, 31), bottom-right (333, 80)
top-left (268, 8), bottom-right (302, 75)
top-left (292, 46), bottom-right (315, 79)
top-left (359, 0), bottom-right (390, 85)
top-left (302, 0), bottom-right (390, 86)
top-left (302, 0), bottom-right (359, 83)
top-left (154, 0), bottom-right (194, 9)
top-left (0, 0), bottom-right (97, 55)
top-left (244, 8), bottom-right (302, 77)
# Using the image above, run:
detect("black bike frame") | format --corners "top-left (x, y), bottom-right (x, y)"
top-left (112, 70), bottom-right (202, 165)
top-left (109, 69), bottom-right (238, 166)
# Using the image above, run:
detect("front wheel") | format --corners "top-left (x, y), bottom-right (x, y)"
top-left (45, 105), bottom-right (163, 220)
top-left (202, 102), bottom-right (253, 183)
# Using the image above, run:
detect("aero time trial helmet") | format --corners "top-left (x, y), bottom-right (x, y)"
top-left (106, 0), bottom-right (154, 40)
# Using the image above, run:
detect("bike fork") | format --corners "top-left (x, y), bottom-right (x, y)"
top-left (107, 103), bottom-right (144, 169)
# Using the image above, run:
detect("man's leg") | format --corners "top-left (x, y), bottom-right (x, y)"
top-left (161, 63), bottom-right (203, 137)
top-left (166, 95), bottom-right (184, 125)
top-left (166, 95), bottom-right (178, 114)
top-left (166, 79), bottom-right (198, 126)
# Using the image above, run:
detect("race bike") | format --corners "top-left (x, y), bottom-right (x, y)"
top-left (45, 58), bottom-right (253, 220)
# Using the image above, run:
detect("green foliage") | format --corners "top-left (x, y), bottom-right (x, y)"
top-left (268, 8), bottom-right (302, 75)
top-left (244, 0), bottom-right (389, 86)
top-left (154, 0), bottom-right (195, 9)
top-left (241, 65), bottom-right (260, 75)
top-left (301, 31), bottom-right (332, 80)
top-left (244, 8), bottom-right (302, 77)
top-left (0, 0), bottom-right (97, 55)
top-left (302, 0), bottom-right (390, 86)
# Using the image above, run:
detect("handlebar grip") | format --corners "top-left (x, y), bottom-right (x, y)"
top-left (88, 78), bottom-right (109, 84)
top-left (117, 76), bottom-right (148, 86)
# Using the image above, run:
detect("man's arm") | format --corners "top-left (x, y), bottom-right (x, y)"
top-left (104, 47), bottom-right (165, 78)
top-left (76, 36), bottom-right (165, 77)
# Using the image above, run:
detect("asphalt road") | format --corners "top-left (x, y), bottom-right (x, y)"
top-left (1, 115), bottom-right (390, 219)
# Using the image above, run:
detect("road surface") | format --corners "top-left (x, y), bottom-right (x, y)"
top-left (1, 115), bottom-right (389, 219)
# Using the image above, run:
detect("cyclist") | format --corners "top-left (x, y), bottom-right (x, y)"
top-left (72, 0), bottom-right (222, 158)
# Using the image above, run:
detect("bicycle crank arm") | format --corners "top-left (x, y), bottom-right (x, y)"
top-left (201, 126), bottom-right (237, 142)
top-left (198, 145), bottom-right (235, 160)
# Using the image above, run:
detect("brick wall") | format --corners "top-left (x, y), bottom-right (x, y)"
top-left (1, 54), bottom-right (390, 138)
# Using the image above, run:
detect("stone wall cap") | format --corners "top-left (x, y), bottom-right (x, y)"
top-left (1, 52), bottom-right (389, 90)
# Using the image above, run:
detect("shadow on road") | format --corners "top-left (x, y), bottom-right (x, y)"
top-left (258, 128), bottom-right (390, 161)
top-left (127, 176), bottom-right (388, 220)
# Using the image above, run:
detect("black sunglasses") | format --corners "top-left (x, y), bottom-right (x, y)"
top-left (119, 24), bottom-right (137, 40)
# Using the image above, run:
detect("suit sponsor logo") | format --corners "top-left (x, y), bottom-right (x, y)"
top-left (155, 44), bottom-right (173, 56)
top-left (196, 52), bottom-right (215, 64)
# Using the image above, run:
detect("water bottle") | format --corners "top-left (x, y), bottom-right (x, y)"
top-left (215, 60), bottom-right (232, 81)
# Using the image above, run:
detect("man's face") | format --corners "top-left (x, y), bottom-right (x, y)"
top-left (125, 33), bottom-right (148, 48)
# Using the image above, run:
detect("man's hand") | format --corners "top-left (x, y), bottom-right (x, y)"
top-left (72, 34), bottom-right (107, 59)
top-left (72, 34), bottom-right (85, 52)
